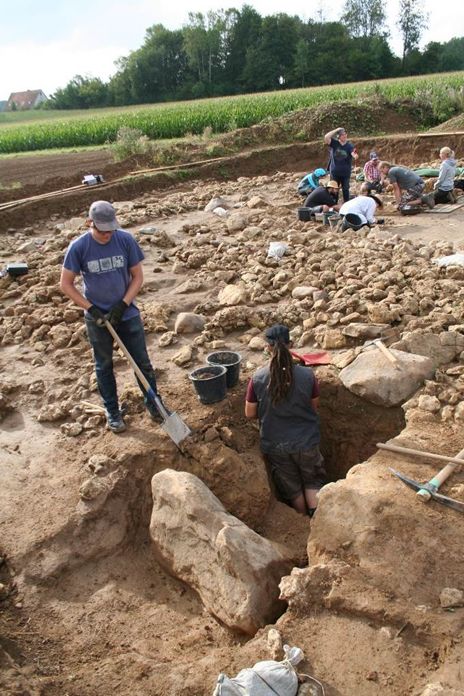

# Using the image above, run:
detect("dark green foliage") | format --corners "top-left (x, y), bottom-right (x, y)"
top-left (29, 7), bottom-right (464, 111)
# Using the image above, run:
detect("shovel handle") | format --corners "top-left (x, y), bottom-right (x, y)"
top-left (104, 320), bottom-right (168, 420)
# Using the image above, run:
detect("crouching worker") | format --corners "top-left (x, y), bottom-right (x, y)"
top-left (60, 200), bottom-right (165, 434)
top-left (303, 180), bottom-right (341, 214)
top-left (434, 147), bottom-right (457, 204)
top-left (339, 184), bottom-right (383, 231)
top-left (379, 161), bottom-right (435, 211)
top-left (297, 168), bottom-right (327, 197)
top-left (245, 324), bottom-right (326, 517)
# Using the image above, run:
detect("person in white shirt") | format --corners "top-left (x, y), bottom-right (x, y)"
top-left (339, 184), bottom-right (383, 230)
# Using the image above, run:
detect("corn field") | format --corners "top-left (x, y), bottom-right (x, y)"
top-left (0, 72), bottom-right (463, 154)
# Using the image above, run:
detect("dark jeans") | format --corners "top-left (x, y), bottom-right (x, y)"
top-left (434, 188), bottom-right (453, 204)
top-left (85, 313), bottom-right (157, 417)
top-left (330, 173), bottom-right (350, 202)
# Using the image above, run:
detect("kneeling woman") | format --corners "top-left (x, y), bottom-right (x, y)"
top-left (245, 324), bottom-right (326, 516)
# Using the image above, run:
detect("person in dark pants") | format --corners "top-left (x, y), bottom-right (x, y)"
top-left (433, 147), bottom-right (457, 204)
top-left (245, 324), bottom-right (326, 517)
top-left (303, 180), bottom-right (340, 212)
top-left (60, 200), bottom-right (165, 433)
top-left (324, 126), bottom-right (358, 202)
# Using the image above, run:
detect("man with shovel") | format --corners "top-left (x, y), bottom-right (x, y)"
top-left (60, 200), bottom-right (164, 433)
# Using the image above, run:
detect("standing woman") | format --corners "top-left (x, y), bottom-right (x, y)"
top-left (245, 324), bottom-right (326, 517)
top-left (324, 126), bottom-right (358, 203)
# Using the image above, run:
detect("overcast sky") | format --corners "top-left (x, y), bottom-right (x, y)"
top-left (1, 0), bottom-right (463, 99)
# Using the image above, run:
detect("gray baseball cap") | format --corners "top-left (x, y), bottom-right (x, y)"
top-left (88, 200), bottom-right (119, 231)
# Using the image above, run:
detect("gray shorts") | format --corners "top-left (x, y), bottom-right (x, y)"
top-left (264, 446), bottom-right (326, 501)
top-left (400, 181), bottom-right (425, 204)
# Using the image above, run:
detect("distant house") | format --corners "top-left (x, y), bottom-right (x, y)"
top-left (0, 100), bottom-right (8, 112)
top-left (7, 89), bottom-right (47, 110)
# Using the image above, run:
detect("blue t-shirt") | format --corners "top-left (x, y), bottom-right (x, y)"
top-left (328, 138), bottom-right (355, 177)
top-left (63, 229), bottom-right (144, 320)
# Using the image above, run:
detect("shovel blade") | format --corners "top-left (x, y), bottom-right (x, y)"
top-left (161, 411), bottom-right (191, 445)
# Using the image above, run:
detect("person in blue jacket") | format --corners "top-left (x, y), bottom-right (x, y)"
top-left (297, 168), bottom-right (327, 196)
top-left (324, 127), bottom-right (358, 203)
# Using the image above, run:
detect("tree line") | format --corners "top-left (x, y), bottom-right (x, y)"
top-left (46, 0), bottom-right (464, 110)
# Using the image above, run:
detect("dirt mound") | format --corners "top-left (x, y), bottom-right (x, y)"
top-left (429, 111), bottom-right (464, 132)
top-left (221, 98), bottom-right (420, 149)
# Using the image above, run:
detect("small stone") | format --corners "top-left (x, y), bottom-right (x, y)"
top-left (439, 587), bottom-right (464, 608)
top-left (159, 331), bottom-right (177, 347)
top-left (204, 427), bottom-right (220, 442)
top-left (267, 628), bottom-right (283, 660)
top-left (61, 422), bottom-right (84, 437)
top-left (248, 336), bottom-right (267, 351)
top-left (171, 345), bottom-right (193, 367)
top-left (418, 395), bottom-right (441, 413)
top-left (291, 286), bottom-right (316, 300)
top-left (79, 477), bottom-right (108, 501)
top-left (174, 312), bottom-right (205, 334)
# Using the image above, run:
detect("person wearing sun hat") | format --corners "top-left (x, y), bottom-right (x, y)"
top-left (60, 200), bottom-right (167, 434)
top-left (245, 324), bottom-right (326, 517)
top-left (302, 179), bottom-right (341, 213)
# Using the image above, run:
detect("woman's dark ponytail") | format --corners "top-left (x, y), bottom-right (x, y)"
top-left (269, 341), bottom-right (294, 404)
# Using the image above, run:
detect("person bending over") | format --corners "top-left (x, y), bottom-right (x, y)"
top-left (339, 184), bottom-right (383, 230)
top-left (303, 180), bottom-right (340, 213)
top-left (60, 200), bottom-right (166, 434)
top-left (297, 168), bottom-right (327, 196)
top-left (245, 324), bottom-right (326, 517)
top-left (379, 161), bottom-right (435, 211)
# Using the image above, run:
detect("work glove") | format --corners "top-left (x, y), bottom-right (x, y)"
top-left (88, 305), bottom-right (106, 326)
top-left (105, 300), bottom-right (128, 327)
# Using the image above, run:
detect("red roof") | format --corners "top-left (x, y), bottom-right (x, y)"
top-left (7, 90), bottom-right (46, 108)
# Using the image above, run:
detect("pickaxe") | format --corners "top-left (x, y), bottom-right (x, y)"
top-left (362, 338), bottom-right (399, 366)
top-left (379, 442), bottom-right (464, 513)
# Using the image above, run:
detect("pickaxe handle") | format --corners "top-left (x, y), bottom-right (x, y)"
top-left (374, 339), bottom-right (398, 365)
top-left (417, 446), bottom-right (464, 502)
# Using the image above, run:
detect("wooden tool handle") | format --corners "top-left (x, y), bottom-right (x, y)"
top-left (374, 339), bottom-right (398, 365)
top-left (105, 320), bottom-right (150, 391)
top-left (104, 320), bottom-right (170, 421)
top-left (377, 442), bottom-right (464, 467)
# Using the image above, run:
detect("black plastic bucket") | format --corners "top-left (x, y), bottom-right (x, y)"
top-left (189, 365), bottom-right (227, 404)
top-left (206, 351), bottom-right (242, 388)
top-left (342, 213), bottom-right (365, 231)
top-left (297, 207), bottom-right (313, 222)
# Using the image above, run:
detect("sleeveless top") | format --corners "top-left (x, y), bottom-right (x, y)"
top-left (252, 364), bottom-right (320, 453)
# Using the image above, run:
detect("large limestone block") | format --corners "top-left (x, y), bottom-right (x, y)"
top-left (339, 349), bottom-right (434, 406)
top-left (149, 469), bottom-right (291, 634)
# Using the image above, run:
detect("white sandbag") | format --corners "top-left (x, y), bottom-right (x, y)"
top-left (213, 645), bottom-right (303, 696)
